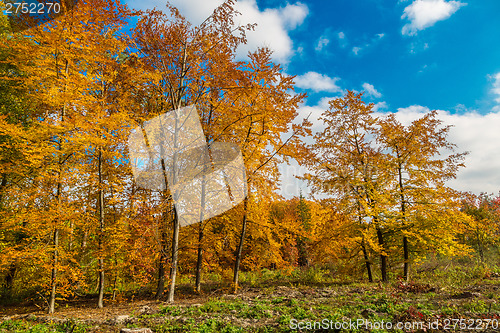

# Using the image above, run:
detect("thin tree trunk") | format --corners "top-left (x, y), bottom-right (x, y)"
top-left (356, 200), bottom-right (372, 282)
top-left (376, 227), bottom-right (388, 282)
top-left (48, 228), bottom-right (59, 313)
top-left (167, 209), bottom-right (179, 303)
top-left (166, 105), bottom-right (181, 303)
top-left (397, 160), bottom-right (410, 282)
top-left (68, 221), bottom-right (74, 252)
top-left (155, 249), bottom-right (166, 299)
top-left (0, 173), bottom-right (7, 208)
top-left (361, 238), bottom-right (373, 283)
top-left (97, 148), bottom-right (105, 308)
top-left (233, 197), bottom-right (248, 292)
top-left (49, 135), bottom-right (64, 314)
top-left (195, 173), bottom-right (208, 293)
top-left (112, 257), bottom-right (118, 301)
top-left (403, 236), bottom-right (409, 281)
top-left (195, 222), bottom-right (204, 293)
top-left (165, 140), bottom-right (179, 303)
top-left (155, 210), bottom-right (168, 300)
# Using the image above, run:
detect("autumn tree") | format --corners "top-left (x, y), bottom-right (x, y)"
top-left (378, 111), bottom-right (468, 281)
top-left (302, 91), bottom-right (392, 282)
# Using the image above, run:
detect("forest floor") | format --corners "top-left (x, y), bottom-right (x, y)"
top-left (1, 271), bottom-right (500, 332)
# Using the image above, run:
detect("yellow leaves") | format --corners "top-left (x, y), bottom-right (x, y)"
top-left (300, 90), bottom-right (474, 279)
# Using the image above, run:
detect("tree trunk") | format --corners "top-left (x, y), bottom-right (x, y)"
top-left (403, 236), bottom-right (409, 282)
top-left (97, 148), bottom-right (105, 308)
top-left (356, 202), bottom-right (372, 282)
top-left (233, 197), bottom-right (248, 292)
top-left (376, 227), bottom-right (388, 282)
top-left (195, 222), bottom-right (204, 293)
top-left (195, 173), bottom-right (208, 293)
top-left (398, 161), bottom-right (410, 282)
top-left (48, 228), bottom-right (59, 314)
top-left (155, 217), bottom-right (168, 300)
top-left (165, 84), bottom-right (185, 303)
top-left (68, 221), bottom-right (74, 252)
top-left (112, 257), bottom-right (118, 301)
top-left (361, 238), bottom-right (373, 283)
top-left (167, 208), bottom-right (179, 303)
top-left (155, 248), bottom-right (166, 300)
top-left (49, 162), bottom-right (63, 313)
top-left (0, 173), bottom-right (7, 208)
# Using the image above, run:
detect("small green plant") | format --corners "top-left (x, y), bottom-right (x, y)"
top-left (241, 303), bottom-right (272, 319)
top-left (55, 320), bottom-right (90, 333)
top-left (159, 305), bottom-right (184, 316)
top-left (271, 296), bottom-right (285, 304)
top-left (192, 319), bottom-right (244, 333)
top-left (441, 306), bottom-right (456, 315)
top-left (463, 299), bottom-right (488, 313)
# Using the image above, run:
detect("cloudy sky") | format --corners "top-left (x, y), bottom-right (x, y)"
top-left (125, 0), bottom-right (500, 198)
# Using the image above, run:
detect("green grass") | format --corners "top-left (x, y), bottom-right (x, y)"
top-left (0, 319), bottom-right (90, 333)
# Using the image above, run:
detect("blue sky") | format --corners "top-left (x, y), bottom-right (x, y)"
top-left (126, 0), bottom-right (500, 197)
top-left (286, 0), bottom-right (500, 113)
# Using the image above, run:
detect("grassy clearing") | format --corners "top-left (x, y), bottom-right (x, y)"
top-left (1, 262), bottom-right (500, 332)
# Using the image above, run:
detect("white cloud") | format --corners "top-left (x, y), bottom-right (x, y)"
top-left (372, 101), bottom-right (388, 112)
top-left (279, 2), bottom-right (309, 29)
top-left (315, 36), bottom-right (330, 51)
top-left (338, 31), bottom-right (345, 39)
top-left (352, 46), bottom-right (362, 55)
top-left (125, 0), bottom-right (308, 63)
top-left (384, 105), bottom-right (500, 194)
top-left (362, 83), bottom-right (382, 98)
top-left (401, 0), bottom-right (466, 36)
top-left (490, 72), bottom-right (500, 104)
top-left (294, 72), bottom-right (341, 93)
